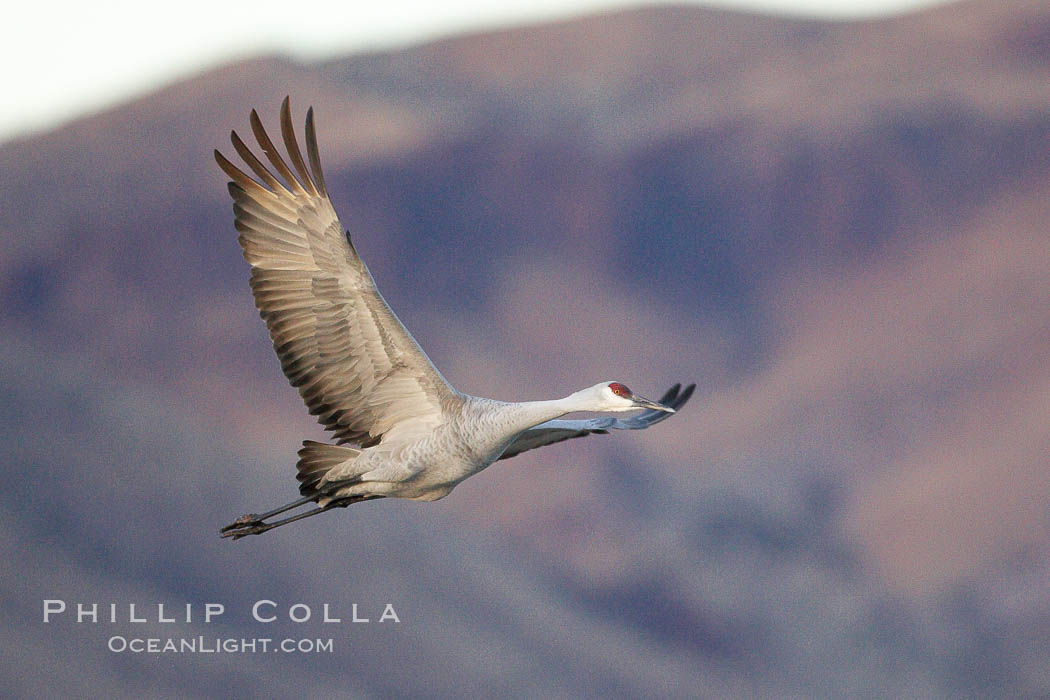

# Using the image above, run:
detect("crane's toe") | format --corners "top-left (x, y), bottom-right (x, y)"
top-left (219, 513), bottom-right (261, 534)
top-left (220, 522), bottom-right (274, 539)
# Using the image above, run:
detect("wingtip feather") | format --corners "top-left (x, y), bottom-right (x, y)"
top-left (280, 96), bottom-right (319, 197)
top-left (305, 105), bottom-right (329, 197)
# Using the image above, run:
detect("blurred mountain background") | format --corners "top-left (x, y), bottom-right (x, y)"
top-left (3, 0), bottom-right (1050, 695)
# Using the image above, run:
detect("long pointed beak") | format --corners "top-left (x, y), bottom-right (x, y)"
top-left (630, 393), bottom-right (675, 413)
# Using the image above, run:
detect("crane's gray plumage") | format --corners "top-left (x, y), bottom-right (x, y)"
top-left (217, 98), bottom-right (694, 539)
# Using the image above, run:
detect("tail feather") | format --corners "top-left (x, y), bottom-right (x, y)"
top-left (296, 440), bottom-right (360, 496)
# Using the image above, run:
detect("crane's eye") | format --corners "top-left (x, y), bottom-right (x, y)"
top-left (608, 382), bottom-right (631, 397)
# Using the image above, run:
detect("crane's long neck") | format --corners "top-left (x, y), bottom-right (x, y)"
top-left (498, 391), bottom-right (595, 434)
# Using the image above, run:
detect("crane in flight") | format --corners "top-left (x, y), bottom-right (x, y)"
top-left (216, 98), bottom-right (694, 539)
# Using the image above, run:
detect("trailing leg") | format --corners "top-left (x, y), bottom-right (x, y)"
top-left (221, 504), bottom-right (330, 539)
top-left (219, 494), bottom-right (385, 539)
top-left (219, 494), bottom-right (317, 534)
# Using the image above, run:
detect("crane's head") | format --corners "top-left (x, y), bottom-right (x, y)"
top-left (596, 382), bottom-right (675, 413)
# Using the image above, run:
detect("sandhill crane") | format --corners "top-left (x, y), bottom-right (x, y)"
top-left (216, 98), bottom-right (694, 539)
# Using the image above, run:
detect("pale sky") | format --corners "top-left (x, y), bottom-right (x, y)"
top-left (4, 0), bottom-right (954, 142)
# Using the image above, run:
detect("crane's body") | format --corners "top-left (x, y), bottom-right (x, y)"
top-left (217, 98), bottom-right (694, 539)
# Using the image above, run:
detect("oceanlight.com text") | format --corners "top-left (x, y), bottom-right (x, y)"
top-left (107, 636), bottom-right (334, 654)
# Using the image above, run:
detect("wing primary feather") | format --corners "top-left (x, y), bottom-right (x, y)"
top-left (230, 129), bottom-right (292, 196)
top-left (250, 107), bottom-right (307, 196)
top-left (658, 383), bottom-right (681, 405)
top-left (216, 151), bottom-right (287, 210)
top-left (304, 106), bottom-right (329, 198)
top-left (280, 96), bottom-right (319, 197)
top-left (214, 149), bottom-right (258, 189)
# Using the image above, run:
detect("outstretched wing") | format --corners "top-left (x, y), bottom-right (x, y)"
top-left (215, 97), bottom-right (459, 446)
top-left (498, 383), bottom-right (695, 460)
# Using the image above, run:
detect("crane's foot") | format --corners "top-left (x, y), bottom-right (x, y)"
top-left (219, 500), bottom-right (338, 540)
top-left (220, 513), bottom-right (261, 534)
top-left (220, 521), bottom-right (275, 539)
